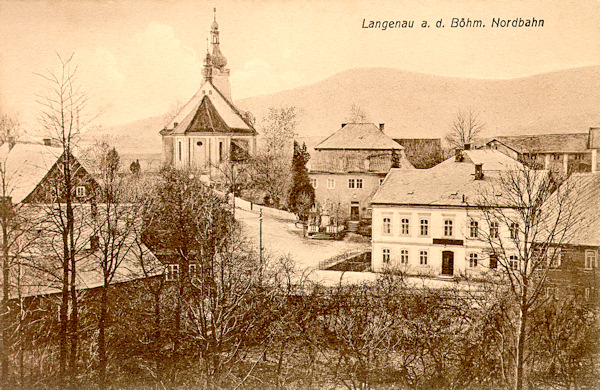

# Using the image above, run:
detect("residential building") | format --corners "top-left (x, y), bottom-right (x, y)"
top-left (543, 172), bottom-right (600, 300)
top-left (308, 123), bottom-right (413, 223)
top-left (371, 149), bottom-right (523, 276)
top-left (160, 10), bottom-right (257, 173)
top-left (0, 141), bottom-right (100, 204)
top-left (483, 127), bottom-right (600, 174)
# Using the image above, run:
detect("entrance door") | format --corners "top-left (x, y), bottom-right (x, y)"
top-left (350, 203), bottom-right (360, 220)
top-left (442, 251), bottom-right (454, 276)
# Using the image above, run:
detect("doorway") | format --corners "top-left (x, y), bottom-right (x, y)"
top-left (442, 251), bottom-right (454, 276)
top-left (350, 202), bottom-right (360, 220)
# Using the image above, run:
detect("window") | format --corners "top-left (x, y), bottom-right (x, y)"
top-left (75, 186), bottom-right (86, 198)
top-left (490, 222), bottom-right (499, 239)
top-left (547, 248), bottom-right (562, 269)
top-left (469, 220), bottom-right (479, 238)
top-left (509, 223), bottom-right (519, 240)
top-left (420, 219), bottom-right (429, 237)
top-left (489, 254), bottom-right (498, 269)
top-left (469, 253), bottom-right (478, 268)
top-left (585, 250), bottom-right (597, 269)
top-left (443, 219), bottom-right (453, 237)
top-left (382, 217), bottom-right (391, 235)
top-left (509, 255), bottom-right (519, 270)
top-left (419, 251), bottom-right (428, 265)
top-left (585, 288), bottom-right (591, 300)
top-left (166, 264), bottom-right (180, 281)
top-left (189, 263), bottom-right (199, 279)
top-left (400, 249), bottom-right (409, 264)
top-left (310, 178), bottom-right (317, 188)
top-left (89, 235), bottom-right (99, 252)
top-left (356, 178), bottom-right (363, 189)
top-left (348, 179), bottom-right (355, 189)
top-left (327, 178), bottom-right (335, 189)
top-left (382, 248), bottom-right (391, 264)
top-left (401, 218), bottom-right (410, 235)
top-left (546, 286), bottom-right (557, 299)
top-left (218, 141), bottom-right (223, 163)
top-left (178, 141), bottom-right (182, 161)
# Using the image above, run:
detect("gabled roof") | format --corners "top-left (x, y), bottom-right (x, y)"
top-left (486, 133), bottom-right (589, 154)
top-left (0, 143), bottom-right (63, 203)
top-left (163, 81), bottom-right (256, 136)
top-left (315, 123), bottom-right (404, 150)
top-left (372, 150), bottom-right (523, 207)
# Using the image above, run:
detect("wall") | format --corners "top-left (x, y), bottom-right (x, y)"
top-left (309, 172), bottom-right (385, 221)
top-left (371, 205), bottom-right (518, 277)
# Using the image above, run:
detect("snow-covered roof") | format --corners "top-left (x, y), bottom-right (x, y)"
top-left (371, 150), bottom-right (524, 207)
top-left (0, 143), bottom-right (63, 203)
top-left (164, 81), bottom-right (255, 135)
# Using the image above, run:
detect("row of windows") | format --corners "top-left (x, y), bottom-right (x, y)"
top-left (165, 263), bottom-right (199, 281)
top-left (382, 250), bottom-right (493, 268)
top-left (382, 216), bottom-right (519, 240)
top-left (311, 178), bottom-right (382, 189)
top-left (382, 249), bottom-right (429, 265)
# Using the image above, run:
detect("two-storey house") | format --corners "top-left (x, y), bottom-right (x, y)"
top-left (371, 149), bottom-right (523, 276)
top-left (308, 123), bottom-right (413, 223)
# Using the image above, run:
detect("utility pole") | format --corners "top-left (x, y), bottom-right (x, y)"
top-left (259, 209), bottom-right (263, 282)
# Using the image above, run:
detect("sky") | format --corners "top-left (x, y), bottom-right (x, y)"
top-left (0, 0), bottom-right (598, 130)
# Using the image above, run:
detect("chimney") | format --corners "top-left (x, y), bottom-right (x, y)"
top-left (474, 164), bottom-right (484, 180)
top-left (173, 122), bottom-right (178, 128)
top-left (43, 138), bottom-right (52, 146)
top-left (341, 123), bottom-right (347, 128)
top-left (379, 123), bottom-right (385, 132)
top-left (463, 143), bottom-right (471, 150)
top-left (455, 148), bottom-right (463, 162)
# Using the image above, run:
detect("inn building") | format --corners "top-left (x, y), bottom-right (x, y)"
top-left (371, 149), bottom-right (523, 276)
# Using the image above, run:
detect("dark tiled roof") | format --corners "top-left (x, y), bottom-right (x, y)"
top-left (315, 123), bottom-right (404, 150)
top-left (487, 133), bottom-right (589, 153)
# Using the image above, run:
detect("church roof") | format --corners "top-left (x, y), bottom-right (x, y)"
top-left (163, 81), bottom-right (256, 136)
top-left (315, 123), bottom-right (404, 150)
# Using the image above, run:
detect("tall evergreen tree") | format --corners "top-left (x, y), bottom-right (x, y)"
top-left (288, 141), bottom-right (314, 220)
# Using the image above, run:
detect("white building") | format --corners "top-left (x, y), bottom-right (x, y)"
top-left (371, 149), bottom-right (524, 277)
top-left (160, 10), bottom-right (257, 173)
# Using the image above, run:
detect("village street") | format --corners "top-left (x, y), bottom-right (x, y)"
top-left (234, 207), bottom-right (378, 283)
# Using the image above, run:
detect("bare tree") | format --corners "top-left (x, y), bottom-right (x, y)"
top-left (470, 167), bottom-right (577, 390)
top-left (345, 103), bottom-right (369, 123)
top-left (445, 108), bottom-right (484, 149)
top-left (35, 52), bottom-right (93, 386)
top-left (0, 111), bottom-right (20, 147)
top-left (251, 106), bottom-right (298, 207)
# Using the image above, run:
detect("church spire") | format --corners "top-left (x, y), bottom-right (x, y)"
top-left (202, 8), bottom-right (232, 101)
top-left (210, 8), bottom-right (227, 69)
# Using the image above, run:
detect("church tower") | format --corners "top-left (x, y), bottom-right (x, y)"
top-left (160, 8), bottom-right (257, 171)
top-left (202, 8), bottom-right (232, 101)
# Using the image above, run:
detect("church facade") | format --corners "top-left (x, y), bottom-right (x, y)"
top-left (160, 10), bottom-right (257, 173)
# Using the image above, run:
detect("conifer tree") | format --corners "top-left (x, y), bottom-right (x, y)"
top-left (288, 141), bottom-right (314, 220)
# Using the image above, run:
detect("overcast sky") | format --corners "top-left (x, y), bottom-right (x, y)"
top-left (0, 0), bottom-right (598, 129)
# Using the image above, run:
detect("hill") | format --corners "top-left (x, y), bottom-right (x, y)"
top-left (97, 66), bottom-right (600, 165)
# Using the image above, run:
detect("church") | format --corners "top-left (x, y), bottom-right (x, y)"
top-left (160, 10), bottom-right (257, 172)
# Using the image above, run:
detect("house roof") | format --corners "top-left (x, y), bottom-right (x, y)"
top-left (315, 123), bottom-right (404, 150)
top-left (371, 150), bottom-right (523, 207)
top-left (163, 81), bottom-right (256, 136)
top-left (0, 143), bottom-right (63, 203)
top-left (486, 133), bottom-right (590, 154)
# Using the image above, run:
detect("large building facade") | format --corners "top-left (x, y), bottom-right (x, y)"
top-left (308, 123), bottom-right (413, 222)
top-left (371, 149), bottom-right (523, 276)
top-left (160, 10), bottom-right (257, 173)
